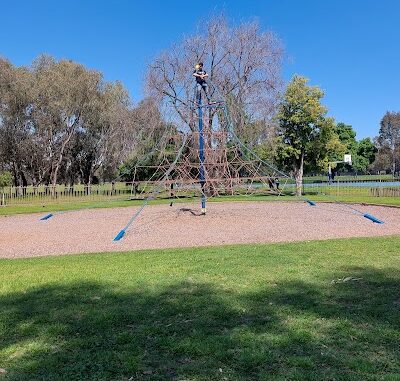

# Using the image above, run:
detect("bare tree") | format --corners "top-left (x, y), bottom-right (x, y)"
top-left (146, 15), bottom-right (283, 141)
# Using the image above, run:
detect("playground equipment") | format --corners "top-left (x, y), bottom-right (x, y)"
top-left (328, 154), bottom-right (352, 184)
top-left (124, 84), bottom-right (286, 205)
top-left (110, 79), bottom-right (383, 240)
top-left (40, 213), bottom-right (53, 220)
top-left (110, 80), bottom-right (290, 240)
top-left (39, 76), bottom-right (384, 239)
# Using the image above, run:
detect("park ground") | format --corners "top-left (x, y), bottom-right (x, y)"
top-left (0, 237), bottom-right (399, 380)
top-left (1, 201), bottom-right (400, 258)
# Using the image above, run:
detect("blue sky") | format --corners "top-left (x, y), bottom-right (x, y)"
top-left (1, 0), bottom-right (399, 139)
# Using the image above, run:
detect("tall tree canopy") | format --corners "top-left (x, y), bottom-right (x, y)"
top-left (0, 55), bottom-right (152, 186)
top-left (335, 123), bottom-right (357, 154)
top-left (146, 15), bottom-right (284, 144)
top-left (356, 137), bottom-right (377, 172)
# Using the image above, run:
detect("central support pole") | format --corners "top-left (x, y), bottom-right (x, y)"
top-left (197, 91), bottom-right (206, 214)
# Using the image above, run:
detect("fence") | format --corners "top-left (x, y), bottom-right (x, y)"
top-left (1, 178), bottom-right (400, 206)
top-left (0, 183), bottom-right (137, 206)
top-left (302, 178), bottom-right (400, 198)
top-left (370, 187), bottom-right (400, 197)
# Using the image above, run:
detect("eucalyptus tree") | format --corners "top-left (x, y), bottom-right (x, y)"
top-left (1, 54), bottom-right (188, 186)
top-left (0, 58), bottom-right (34, 186)
top-left (117, 97), bottom-right (175, 181)
top-left (72, 81), bottom-right (133, 185)
top-left (30, 56), bottom-right (106, 188)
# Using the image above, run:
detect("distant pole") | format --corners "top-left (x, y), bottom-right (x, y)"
top-left (198, 91), bottom-right (206, 214)
top-left (328, 162), bottom-right (332, 185)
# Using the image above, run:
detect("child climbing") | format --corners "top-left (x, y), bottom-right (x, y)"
top-left (193, 62), bottom-right (211, 103)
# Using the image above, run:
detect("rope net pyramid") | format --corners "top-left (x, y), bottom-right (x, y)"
top-left (130, 83), bottom-right (289, 205)
top-left (110, 82), bottom-right (384, 241)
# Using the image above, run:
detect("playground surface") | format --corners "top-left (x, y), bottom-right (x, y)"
top-left (1, 201), bottom-right (399, 259)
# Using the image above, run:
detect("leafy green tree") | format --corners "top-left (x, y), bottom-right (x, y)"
top-left (276, 75), bottom-right (343, 195)
top-left (0, 171), bottom-right (13, 188)
top-left (334, 123), bottom-right (377, 174)
top-left (355, 138), bottom-right (377, 173)
top-left (335, 123), bottom-right (357, 154)
top-left (333, 122), bottom-right (357, 173)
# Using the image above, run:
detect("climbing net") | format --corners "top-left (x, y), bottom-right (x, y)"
top-left (110, 81), bottom-right (385, 241)
top-left (130, 89), bottom-right (288, 203)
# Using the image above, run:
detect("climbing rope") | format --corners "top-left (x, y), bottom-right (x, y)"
top-left (113, 133), bottom-right (189, 240)
top-left (208, 79), bottom-right (384, 224)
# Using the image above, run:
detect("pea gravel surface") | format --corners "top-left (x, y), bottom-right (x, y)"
top-left (1, 201), bottom-right (399, 258)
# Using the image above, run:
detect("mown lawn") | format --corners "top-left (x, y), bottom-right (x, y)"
top-left (1, 192), bottom-right (400, 217)
top-left (0, 198), bottom-right (143, 216)
top-left (0, 237), bottom-right (399, 380)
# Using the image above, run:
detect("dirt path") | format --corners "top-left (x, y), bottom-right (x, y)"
top-left (0, 201), bottom-right (399, 259)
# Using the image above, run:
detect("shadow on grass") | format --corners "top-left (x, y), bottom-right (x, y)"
top-left (0, 267), bottom-right (399, 381)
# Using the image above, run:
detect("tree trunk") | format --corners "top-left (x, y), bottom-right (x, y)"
top-left (294, 152), bottom-right (304, 196)
top-left (87, 169), bottom-right (94, 195)
top-left (11, 164), bottom-right (18, 187)
top-left (19, 169), bottom-right (28, 187)
top-left (392, 146), bottom-right (396, 177)
top-left (51, 121), bottom-right (78, 191)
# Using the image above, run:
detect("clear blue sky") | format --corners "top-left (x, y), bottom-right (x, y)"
top-left (1, 0), bottom-right (399, 139)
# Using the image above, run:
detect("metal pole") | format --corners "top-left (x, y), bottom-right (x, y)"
top-left (198, 91), bottom-right (206, 214)
top-left (328, 162), bottom-right (332, 185)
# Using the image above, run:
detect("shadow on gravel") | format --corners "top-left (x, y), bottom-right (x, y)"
top-left (0, 268), bottom-right (399, 381)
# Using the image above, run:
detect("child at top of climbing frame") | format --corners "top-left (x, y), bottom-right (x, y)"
top-left (193, 62), bottom-right (211, 103)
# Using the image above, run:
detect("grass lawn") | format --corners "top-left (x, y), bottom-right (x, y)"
top-left (1, 192), bottom-right (400, 217)
top-left (1, 237), bottom-right (399, 380)
top-left (0, 198), bottom-right (144, 216)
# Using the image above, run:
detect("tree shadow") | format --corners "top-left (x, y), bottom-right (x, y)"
top-left (0, 267), bottom-right (399, 380)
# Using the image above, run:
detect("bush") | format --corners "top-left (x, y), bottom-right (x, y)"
top-left (0, 171), bottom-right (13, 188)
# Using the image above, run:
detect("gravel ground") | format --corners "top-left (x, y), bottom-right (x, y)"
top-left (0, 201), bottom-right (399, 259)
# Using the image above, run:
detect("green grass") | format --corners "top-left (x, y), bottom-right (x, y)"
top-left (307, 194), bottom-right (400, 206)
top-left (304, 174), bottom-right (399, 181)
top-left (0, 198), bottom-right (144, 216)
top-left (1, 191), bottom-right (400, 217)
top-left (2, 176), bottom-right (400, 216)
top-left (1, 237), bottom-right (399, 380)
